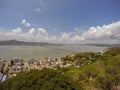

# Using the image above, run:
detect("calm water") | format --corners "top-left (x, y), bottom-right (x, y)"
top-left (0, 45), bottom-right (107, 59)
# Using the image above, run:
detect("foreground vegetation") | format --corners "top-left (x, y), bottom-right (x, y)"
top-left (0, 47), bottom-right (120, 90)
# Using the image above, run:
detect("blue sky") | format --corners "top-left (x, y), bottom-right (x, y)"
top-left (0, 0), bottom-right (120, 43)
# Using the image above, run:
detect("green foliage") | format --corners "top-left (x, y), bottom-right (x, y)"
top-left (0, 68), bottom-right (77, 90)
top-left (104, 47), bottom-right (120, 57)
top-left (61, 52), bottom-right (102, 66)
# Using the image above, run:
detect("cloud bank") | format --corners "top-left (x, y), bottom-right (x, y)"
top-left (0, 21), bottom-right (120, 44)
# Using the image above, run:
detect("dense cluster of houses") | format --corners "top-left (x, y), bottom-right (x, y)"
top-left (28, 57), bottom-right (63, 70)
top-left (0, 57), bottom-right (68, 83)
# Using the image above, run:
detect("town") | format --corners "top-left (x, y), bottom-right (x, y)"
top-left (0, 56), bottom-right (76, 83)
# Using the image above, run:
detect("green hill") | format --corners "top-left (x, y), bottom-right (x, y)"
top-left (0, 47), bottom-right (120, 90)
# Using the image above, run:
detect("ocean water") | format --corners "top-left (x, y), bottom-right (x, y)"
top-left (0, 45), bottom-right (107, 59)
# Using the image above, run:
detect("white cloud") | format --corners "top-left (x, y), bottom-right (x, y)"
top-left (28, 28), bottom-right (36, 34)
top-left (80, 21), bottom-right (120, 43)
top-left (25, 23), bottom-right (31, 27)
top-left (72, 35), bottom-right (84, 41)
top-left (12, 27), bottom-right (22, 34)
top-left (60, 21), bottom-right (120, 44)
top-left (4, 28), bottom-right (47, 42)
top-left (0, 21), bottom-right (120, 44)
top-left (21, 19), bottom-right (31, 27)
top-left (37, 28), bottom-right (48, 36)
top-left (60, 33), bottom-right (71, 41)
top-left (21, 19), bottom-right (26, 24)
top-left (34, 8), bottom-right (42, 12)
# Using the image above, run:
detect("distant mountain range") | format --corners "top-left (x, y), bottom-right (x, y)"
top-left (0, 40), bottom-right (63, 46)
top-left (85, 43), bottom-right (120, 47)
top-left (0, 40), bottom-right (119, 47)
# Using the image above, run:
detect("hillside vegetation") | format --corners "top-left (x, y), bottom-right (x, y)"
top-left (0, 47), bottom-right (120, 90)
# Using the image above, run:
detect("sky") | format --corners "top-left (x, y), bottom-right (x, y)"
top-left (0, 0), bottom-right (120, 44)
